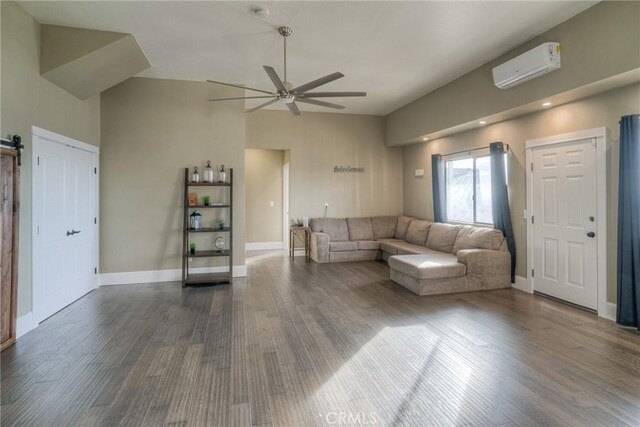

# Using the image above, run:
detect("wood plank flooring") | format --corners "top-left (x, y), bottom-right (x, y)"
top-left (2, 255), bottom-right (639, 426)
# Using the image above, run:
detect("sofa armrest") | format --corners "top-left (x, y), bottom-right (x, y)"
top-left (310, 232), bottom-right (330, 263)
top-left (456, 249), bottom-right (511, 286)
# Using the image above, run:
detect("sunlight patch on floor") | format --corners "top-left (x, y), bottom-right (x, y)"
top-left (310, 326), bottom-right (472, 425)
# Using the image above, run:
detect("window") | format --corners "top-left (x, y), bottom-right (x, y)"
top-left (445, 154), bottom-right (495, 225)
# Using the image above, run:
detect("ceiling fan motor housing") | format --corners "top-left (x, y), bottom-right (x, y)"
top-left (278, 26), bottom-right (293, 37)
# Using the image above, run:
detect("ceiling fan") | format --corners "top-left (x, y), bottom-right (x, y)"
top-left (207, 26), bottom-right (366, 116)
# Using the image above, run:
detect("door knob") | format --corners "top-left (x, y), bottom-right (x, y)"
top-left (587, 231), bottom-right (595, 238)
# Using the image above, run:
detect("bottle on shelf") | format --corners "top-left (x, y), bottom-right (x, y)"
top-left (192, 167), bottom-right (200, 183)
top-left (204, 161), bottom-right (214, 183)
top-left (218, 165), bottom-right (226, 183)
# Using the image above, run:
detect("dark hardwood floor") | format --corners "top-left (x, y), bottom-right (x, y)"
top-left (2, 255), bottom-right (639, 426)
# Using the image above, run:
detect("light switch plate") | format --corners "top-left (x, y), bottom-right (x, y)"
top-left (415, 168), bottom-right (424, 177)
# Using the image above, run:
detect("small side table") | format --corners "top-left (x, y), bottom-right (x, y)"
top-left (289, 226), bottom-right (311, 262)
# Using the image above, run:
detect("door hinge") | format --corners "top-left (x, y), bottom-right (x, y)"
top-left (94, 217), bottom-right (97, 224)
top-left (532, 269), bottom-right (535, 277)
top-left (37, 156), bottom-right (40, 166)
top-left (530, 162), bottom-right (533, 171)
top-left (94, 268), bottom-right (97, 274)
top-left (94, 167), bottom-right (97, 174)
top-left (531, 215), bottom-right (535, 224)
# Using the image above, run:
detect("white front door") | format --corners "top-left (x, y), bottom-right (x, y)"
top-left (531, 138), bottom-right (598, 309)
top-left (33, 132), bottom-right (97, 323)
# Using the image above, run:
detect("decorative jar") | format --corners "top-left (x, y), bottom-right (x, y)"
top-left (190, 210), bottom-right (202, 230)
top-left (204, 161), bottom-right (214, 183)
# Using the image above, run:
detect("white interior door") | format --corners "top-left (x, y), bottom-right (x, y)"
top-left (531, 138), bottom-right (598, 309)
top-left (33, 131), bottom-right (98, 323)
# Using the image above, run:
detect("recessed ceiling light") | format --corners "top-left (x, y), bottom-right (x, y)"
top-left (542, 102), bottom-right (552, 107)
top-left (479, 121), bottom-right (486, 125)
top-left (422, 137), bottom-right (429, 141)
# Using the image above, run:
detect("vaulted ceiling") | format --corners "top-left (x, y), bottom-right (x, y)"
top-left (20, 1), bottom-right (597, 115)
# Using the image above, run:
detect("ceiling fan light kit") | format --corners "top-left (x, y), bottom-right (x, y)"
top-left (207, 26), bottom-right (366, 116)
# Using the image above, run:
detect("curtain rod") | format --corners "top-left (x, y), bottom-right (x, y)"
top-left (439, 143), bottom-right (510, 158)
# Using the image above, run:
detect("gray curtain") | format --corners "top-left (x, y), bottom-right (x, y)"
top-left (431, 154), bottom-right (447, 223)
top-left (490, 142), bottom-right (516, 282)
top-left (616, 114), bottom-right (640, 329)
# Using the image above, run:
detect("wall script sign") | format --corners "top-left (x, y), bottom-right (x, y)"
top-left (334, 166), bottom-right (365, 173)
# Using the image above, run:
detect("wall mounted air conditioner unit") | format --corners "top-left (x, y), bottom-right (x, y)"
top-left (493, 42), bottom-right (561, 89)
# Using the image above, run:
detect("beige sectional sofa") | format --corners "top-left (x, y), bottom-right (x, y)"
top-left (309, 216), bottom-right (511, 296)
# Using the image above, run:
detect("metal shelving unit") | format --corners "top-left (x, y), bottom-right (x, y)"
top-left (181, 167), bottom-right (233, 286)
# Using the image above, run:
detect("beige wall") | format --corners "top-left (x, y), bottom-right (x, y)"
top-left (100, 77), bottom-right (245, 273)
top-left (386, 1), bottom-right (640, 145)
top-left (246, 110), bottom-right (403, 220)
top-left (403, 83), bottom-right (640, 303)
top-left (245, 149), bottom-right (284, 244)
top-left (1, 1), bottom-right (101, 317)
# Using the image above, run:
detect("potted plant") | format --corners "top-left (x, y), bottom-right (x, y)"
top-left (217, 219), bottom-right (225, 230)
top-left (189, 242), bottom-right (196, 255)
top-left (203, 195), bottom-right (211, 206)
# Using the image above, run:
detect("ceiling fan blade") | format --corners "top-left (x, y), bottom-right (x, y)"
top-left (209, 96), bottom-right (274, 102)
top-left (297, 98), bottom-right (345, 110)
top-left (301, 91), bottom-right (366, 98)
top-left (263, 66), bottom-right (288, 93)
top-left (292, 72), bottom-right (344, 94)
top-left (206, 79), bottom-right (275, 95)
top-left (245, 98), bottom-right (280, 113)
top-left (286, 101), bottom-right (300, 116)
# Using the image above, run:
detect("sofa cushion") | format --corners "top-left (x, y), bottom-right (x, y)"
top-left (397, 245), bottom-right (443, 256)
top-left (426, 223), bottom-right (462, 253)
top-left (394, 216), bottom-right (414, 240)
top-left (357, 240), bottom-right (380, 250)
top-left (389, 254), bottom-right (466, 280)
top-left (346, 218), bottom-right (374, 241)
top-left (405, 220), bottom-right (432, 245)
top-left (452, 225), bottom-right (505, 254)
top-left (381, 240), bottom-right (427, 255)
top-left (371, 216), bottom-right (398, 240)
top-left (380, 240), bottom-right (402, 254)
top-left (311, 218), bottom-right (349, 242)
top-left (382, 240), bottom-right (442, 256)
top-left (330, 241), bottom-right (358, 252)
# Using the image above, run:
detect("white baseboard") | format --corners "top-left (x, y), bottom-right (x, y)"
top-left (100, 265), bottom-right (247, 286)
top-left (16, 312), bottom-right (34, 339)
top-left (600, 302), bottom-right (617, 321)
top-left (513, 275), bottom-right (532, 293)
top-left (512, 276), bottom-right (617, 321)
top-left (246, 241), bottom-right (283, 251)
